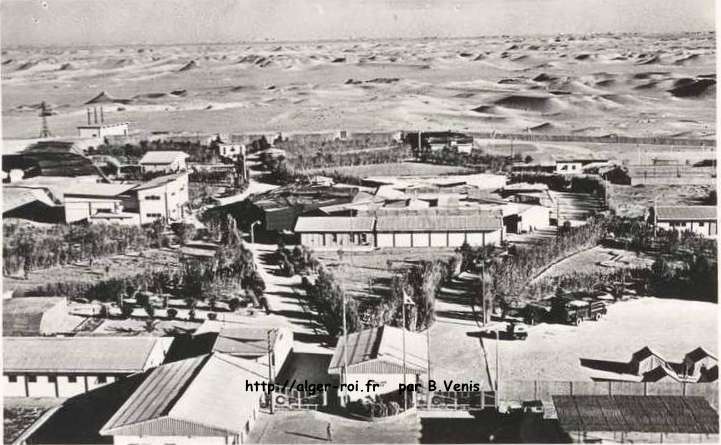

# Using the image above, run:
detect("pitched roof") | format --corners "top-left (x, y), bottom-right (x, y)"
top-left (375, 212), bottom-right (501, 232)
top-left (553, 395), bottom-right (719, 434)
top-left (2, 187), bottom-right (58, 213)
top-left (2, 297), bottom-right (75, 336)
top-left (139, 151), bottom-right (189, 165)
top-left (3, 336), bottom-right (163, 373)
top-left (194, 322), bottom-right (286, 357)
top-left (655, 205), bottom-right (716, 221)
top-left (685, 347), bottom-right (717, 363)
top-left (101, 353), bottom-right (267, 437)
top-left (294, 216), bottom-right (375, 233)
top-left (134, 172), bottom-right (187, 191)
top-left (328, 325), bottom-right (428, 374)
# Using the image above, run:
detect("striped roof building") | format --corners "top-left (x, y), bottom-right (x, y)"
top-left (328, 325), bottom-right (428, 375)
top-left (101, 353), bottom-right (266, 438)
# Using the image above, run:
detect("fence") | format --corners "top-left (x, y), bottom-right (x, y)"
top-left (502, 381), bottom-right (718, 410)
top-left (465, 132), bottom-right (716, 147)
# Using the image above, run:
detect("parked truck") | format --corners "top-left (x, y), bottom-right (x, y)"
top-left (550, 296), bottom-right (607, 325)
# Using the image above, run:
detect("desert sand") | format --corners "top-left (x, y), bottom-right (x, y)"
top-left (1, 32), bottom-right (715, 140)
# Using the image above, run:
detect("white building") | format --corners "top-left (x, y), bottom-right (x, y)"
top-left (100, 353), bottom-right (267, 445)
top-left (501, 203), bottom-right (551, 234)
top-left (218, 143), bottom-right (245, 161)
top-left (193, 322), bottom-right (293, 379)
top-left (77, 123), bottom-right (129, 139)
top-left (653, 205), bottom-right (717, 238)
top-left (294, 216), bottom-right (376, 249)
top-left (555, 159), bottom-right (608, 175)
top-left (328, 325), bottom-right (428, 402)
top-left (139, 151), bottom-right (190, 174)
top-left (124, 173), bottom-right (189, 225)
top-left (374, 212), bottom-right (503, 248)
top-left (3, 337), bottom-right (170, 398)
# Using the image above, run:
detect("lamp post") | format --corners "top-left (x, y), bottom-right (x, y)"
top-left (250, 220), bottom-right (261, 245)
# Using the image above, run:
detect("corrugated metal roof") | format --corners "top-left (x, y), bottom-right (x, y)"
top-left (3, 336), bottom-right (162, 373)
top-left (101, 353), bottom-right (267, 437)
top-left (294, 216), bottom-right (375, 233)
top-left (194, 322), bottom-right (286, 358)
top-left (553, 395), bottom-right (719, 434)
top-left (655, 205), bottom-right (716, 221)
top-left (2, 187), bottom-right (58, 212)
top-left (134, 172), bottom-right (187, 191)
top-left (3, 297), bottom-right (68, 336)
top-left (328, 325), bottom-right (428, 374)
top-left (139, 151), bottom-right (189, 165)
top-left (375, 213), bottom-right (501, 232)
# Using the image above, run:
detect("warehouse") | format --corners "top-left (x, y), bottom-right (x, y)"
top-left (294, 216), bottom-right (376, 249)
top-left (652, 205), bottom-right (717, 238)
top-left (553, 395), bottom-right (719, 443)
top-left (3, 336), bottom-right (170, 398)
top-left (374, 210), bottom-right (503, 248)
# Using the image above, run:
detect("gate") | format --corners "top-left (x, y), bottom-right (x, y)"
top-left (417, 390), bottom-right (496, 411)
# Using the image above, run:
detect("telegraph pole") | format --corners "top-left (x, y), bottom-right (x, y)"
top-left (342, 291), bottom-right (348, 407)
top-left (267, 329), bottom-right (275, 414)
top-left (402, 297), bottom-right (407, 410)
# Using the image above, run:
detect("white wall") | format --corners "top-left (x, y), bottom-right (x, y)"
top-left (657, 221), bottom-right (717, 238)
top-left (411, 232), bottom-right (430, 247)
top-left (346, 372), bottom-right (419, 401)
top-left (555, 162), bottom-right (582, 174)
top-left (4, 373), bottom-right (122, 397)
top-left (4, 375), bottom-right (27, 397)
top-left (57, 375), bottom-right (87, 397)
top-left (137, 174), bottom-right (189, 225)
top-left (430, 232), bottom-right (447, 247)
top-left (448, 232), bottom-right (465, 247)
top-left (466, 232), bottom-right (484, 246)
top-left (64, 198), bottom-right (123, 223)
top-left (519, 206), bottom-right (551, 231)
top-left (377, 233), bottom-right (394, 247)
top-left (394, 233), bottom-right (411, 247)
top-left (114, 435), bottom-right (236, 445)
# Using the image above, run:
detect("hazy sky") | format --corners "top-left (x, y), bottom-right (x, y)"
top-left (1, 0), bottom-right (715, 47)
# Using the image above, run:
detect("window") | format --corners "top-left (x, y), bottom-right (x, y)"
top-left (146, 213), bottom-right (162, 218)
top-left (680, 222), bottom-right (687, 227)
top-left (68, 376), bottom-right (77, 383)
top-left (48, 376), bottom-right (57, 383)
top-left (360, 233), bottom-right (368, 244)
top-left (27, 375), bottom-right (37, 383)
top-left (8, 375), bottom-right (17, 383)
top-left (144, 195), bottom-right (161, 200)
top-left (97, 375), bottom-right (107, 384)
top-left (699, 222), bottom-right (705, 227)
top-left (332, 234), bottom-right (338, 243)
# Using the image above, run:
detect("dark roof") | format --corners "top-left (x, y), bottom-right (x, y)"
top-left (328, 325), bottom-right (428, 374)
top-left (100, 353), bottom-right (267, 437)
top-left (655, 206), bottom-right (716, 221)
top-left (2, 187), bottom-right (58, 213)
top-left (375, 212), bottom-right (502, 232)
top-left (686, 347), bottom-right (716, 363)
top-left (2, 297), bottom-right (72, 336)
top-left (12, 141), bottom-right (105, 177)
top-left (553, 395), bottom-right (719, 434)
top-left (630, 346), bottom-right (657, 362)
top-left (3, 337), bottom-right (163, 373)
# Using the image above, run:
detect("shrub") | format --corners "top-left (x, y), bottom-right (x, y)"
top-left (167, 308), bottom-right (178, 319)
top-left (207, 312), bottom-right (218, 320)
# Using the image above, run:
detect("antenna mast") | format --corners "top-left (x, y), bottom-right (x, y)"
top-left (39, 101), bottom-right (53, 138)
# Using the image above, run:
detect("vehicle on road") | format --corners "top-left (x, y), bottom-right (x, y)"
top-left (550, 296), bottom-right (607, 325)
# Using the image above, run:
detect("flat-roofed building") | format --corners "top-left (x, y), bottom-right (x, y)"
top-left (3, 336), bottom-right (170, 398)
top-left (294, 216), bottom-right (376, 249)
top-left (77, 123), bottom-right (129, 139)
top-left (100, 353), bottom-right (267, 445)
top-left (652, 205), bottom-right (717, 238)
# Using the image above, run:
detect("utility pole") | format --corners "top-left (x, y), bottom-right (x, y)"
top-left (426, 323), bottom-right (432, 408)
top-left (267, 329), bottom-right (275, 414)
top-left (402, 296), bottom-right (407, 411)
top-left (495, 328), bottom-right (500, 395)
top-left (342, 290), bottom-right (348, 407)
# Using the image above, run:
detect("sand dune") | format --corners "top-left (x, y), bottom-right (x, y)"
top-left (1, 32), bottom-right (714, 139)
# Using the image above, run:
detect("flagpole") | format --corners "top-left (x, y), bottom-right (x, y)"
top-left (402, 299), bottom-right (407, 411)
top-left (342, 291), bottom-right (348, 407)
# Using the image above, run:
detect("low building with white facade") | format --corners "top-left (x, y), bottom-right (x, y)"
top-left (294, 216), bottom-right (376, 249)
top-left (555, 158), bottom-right (608, 175)
top-left (218, 143), bottom-right (245, 161)
top-left (139, 151), bottom-right (189, 174)
top-left (652, 205), bottom-right (717, 238)
top-left (77, 123), bottom-right (129, 139)
top-left (100, 353), bottom-right (267, 445)
top-left (328, 325), bottom-right (428, 402)
top-left (3, 336), bottom-right (170, 398)
top-left (374, 211), bottom-right (503, 248)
